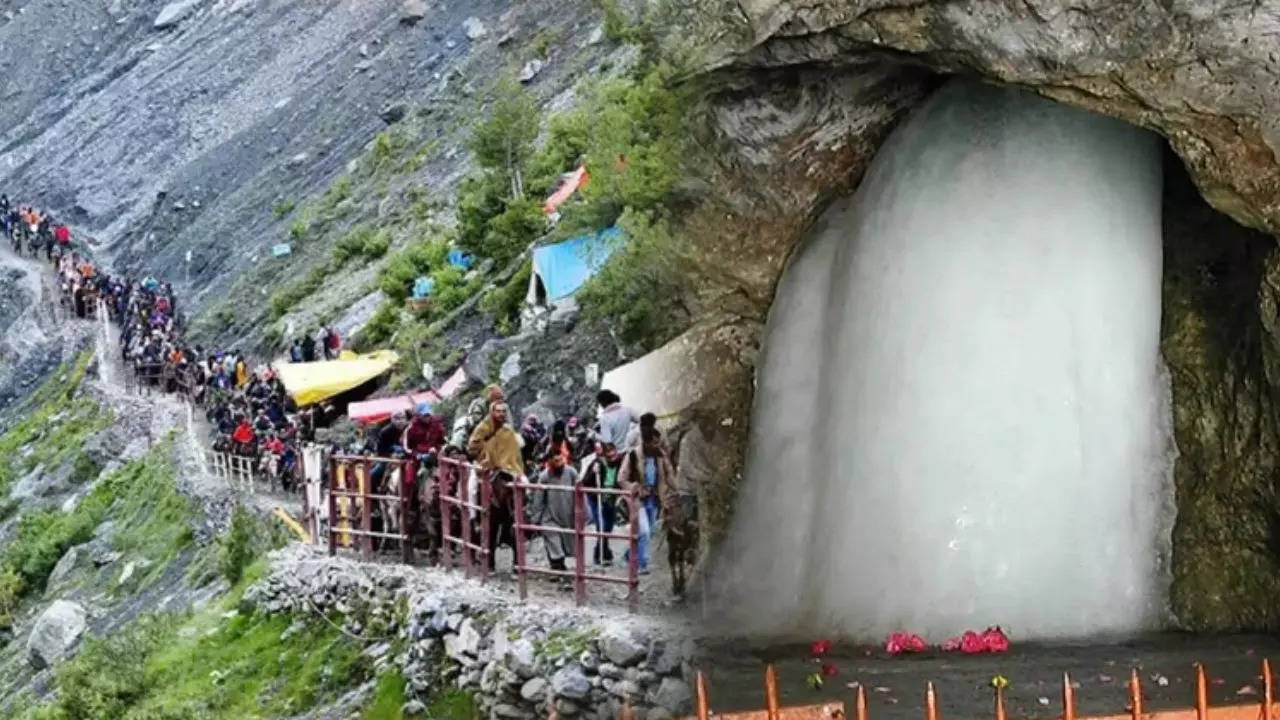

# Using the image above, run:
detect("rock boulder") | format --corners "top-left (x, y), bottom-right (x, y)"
top-left (28, 600), bottom-right (87, 669)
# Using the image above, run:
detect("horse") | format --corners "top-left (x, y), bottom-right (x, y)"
top-left (665, 495), bottom-right (699, 599)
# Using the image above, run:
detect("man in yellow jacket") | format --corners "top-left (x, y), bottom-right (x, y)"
top-left (467, 402), bottom-right (524, 478)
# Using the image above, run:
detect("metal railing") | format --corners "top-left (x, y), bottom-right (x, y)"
top-left (686, 661), bottom-right (1280, 720)
top-left (436, 456), bottom-right (492, 580)
top-left (513, 477), bottom-right (641, 612)
top-left (326, 454), bottom-right (417, 564)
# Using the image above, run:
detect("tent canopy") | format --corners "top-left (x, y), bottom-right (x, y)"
top-left (529, 226), bottom-right (625, 302)
top-left (348, 391), bottom-right (438, 426)
top-left (274, 350), bottom-right (399, 407)
top-left (544, 166), bottom-right (589, 215)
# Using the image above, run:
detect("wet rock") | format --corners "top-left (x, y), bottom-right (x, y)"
top-left (28, 600), bottom-right (87, 669)
top-left (153, 0), bottom-right (201, 29)
top-left (499, 352), bottom-right (522, 384)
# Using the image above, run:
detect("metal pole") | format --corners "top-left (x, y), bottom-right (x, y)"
top-left (573, 483), bottom-right (586, 607)
top-left (360, 459), bottom-right (373, 561)
top-left (765, 665), bottom-right (780, 720)
top-left (460, 468), bottom-right (473, 578)
top-left (1063, 673), bottom-right (1076, 720)
top-left (1195, 665), bottom-right (1209, 720)
top-left (402, 459), bottom-right (415, 565)
top-left (480, 471), bottom-right (492, 582)
top-left (439, 462), bottom-right (452, 569)
top-left (627, 487), bottom-right (639, 613)
top-left (1129, 669), bottom-right (1143, 720)
top-left (514, 475), bottom-right (528, 601)
top-left (327, 457), bottom-right (337, 556)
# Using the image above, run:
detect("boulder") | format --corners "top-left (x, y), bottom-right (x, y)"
top-left (400, 0), bottom-right (426, 25)
top-left (520, 677), bottom-right (548, 702)
top-left (464, 17), bottom-right (487, 40)
top-left (45, 545), bottom-right (84, 591)
top-left (379, 103), bottom-right (407, 125)
top-left (600, 630), bottom-right (646, 667)
top-left (444, 618), bottom-right (482, 664)
top-left (504, 637), bottom-right (537, 677)
top-left (519, 59), bottom-right (544, 84)
top-left (153, 0), bottom-right (201, 29)
top-left (499, 352), bottom-right (522, 384)
top-left (551, 664), bottom-right (591, 701)
top-left (27, 600), bottom-right (87, 669)
top-left (649, 677), bottom-right (693, 715)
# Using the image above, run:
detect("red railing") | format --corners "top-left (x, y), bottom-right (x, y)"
top-left (436, 456), bottom-right (492, 580)
top-left (513, 477), bottom-right (641, 612)
top-left (686, 660), bottom-right (1280, 720)
top-left (326, 454), bottom-right (417, 564)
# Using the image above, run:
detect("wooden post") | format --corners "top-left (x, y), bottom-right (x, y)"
top-left (438, 462), bottom-right (453, 570)
top-left (460, 468), bottom-right (473, 577)
top-left (926, 682), bottom-right (939, 720)
top-left (994, 683), bottom-right (1006, 720)
top-left (856, 684), bottom-right (868, 720)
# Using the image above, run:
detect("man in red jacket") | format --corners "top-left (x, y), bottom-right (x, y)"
top-left (403, 402), bottom-right (445, 454)
top-left (54, 223), bottom-right (70, 245)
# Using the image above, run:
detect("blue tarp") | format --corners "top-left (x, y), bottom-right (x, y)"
top-left (412, 276), bottom-right (435, 299)
top-left (447, 248), bottom-right (474, 271)
top-left (531, 227), bottom-right (625, 301)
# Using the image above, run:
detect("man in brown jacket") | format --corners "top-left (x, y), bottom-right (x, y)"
top-left (467, 402), bottom-right (524, 478)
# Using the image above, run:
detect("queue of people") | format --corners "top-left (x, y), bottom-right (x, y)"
top-left (4, 194), bottom-right (73, 261)
top-left (43, 238), bottom-right (700, 599)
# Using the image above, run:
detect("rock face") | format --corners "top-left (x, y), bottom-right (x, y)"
top-left (153, 0), bottom-right (201, 29)
top-left (646, 1), bottom-right (1280, 630)
top-left (27, 600), bottom-right (87, 669)
top-left (246, 546), bottom-right (696, 718)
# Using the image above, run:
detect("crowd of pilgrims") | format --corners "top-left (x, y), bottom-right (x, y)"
top-left (47, 250), bottom-right (699, 597)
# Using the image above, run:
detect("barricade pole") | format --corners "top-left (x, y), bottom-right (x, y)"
top-left (461, 469), bottom-right (473, 578)
top-left (627, 486), bottom-right (639, 613)
top-left (360, 459), bottom-right (373, 561)
top-left (479, 471), bottom-right (492, 582)
top-left (327, 456), bottom-right (338, 556)
top-left (573, 483), bottom-right (587, 607)
top-left (514, 476), bottom-right (528, 601)
top-left (438, 463), bottom-right (452, 569)
top-left (401, 459), bottom-right (416, 565)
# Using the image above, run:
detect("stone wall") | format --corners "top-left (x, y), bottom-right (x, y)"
top-left (245, 546), bottom-right (696, 719)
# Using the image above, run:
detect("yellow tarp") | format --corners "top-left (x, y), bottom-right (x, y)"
top-left (273, 350), bottom-right (399, 406)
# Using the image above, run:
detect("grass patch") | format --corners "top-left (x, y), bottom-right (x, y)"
top-left (0, 354), bottom-right (110, 499)
top-left (0, 440), bottom-right (190, 628)
top-left (271, 198), bottom-right (296, 219)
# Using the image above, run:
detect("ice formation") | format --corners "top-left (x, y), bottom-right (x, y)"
top-left (715, 79), bottom-right (1174, 640)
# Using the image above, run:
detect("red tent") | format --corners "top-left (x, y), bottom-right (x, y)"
top-left (348, 391), bottom-right (440, 426)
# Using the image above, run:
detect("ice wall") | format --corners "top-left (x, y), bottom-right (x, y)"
top-left (714, 79), bottom-right (1174, 641)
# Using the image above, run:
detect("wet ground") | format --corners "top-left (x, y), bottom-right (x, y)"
top-left (700, 634), bottom-right (1280, 718)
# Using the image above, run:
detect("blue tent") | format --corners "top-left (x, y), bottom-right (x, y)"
top-left (530, 226), bottom-right (625, 301)
top-left (412, 276), bottom-right (435, 299)
top-left (447, 248), bottom-right (474, 271)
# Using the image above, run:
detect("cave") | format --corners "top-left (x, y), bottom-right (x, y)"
top-left (696, 73), bottom-right (1280, 640)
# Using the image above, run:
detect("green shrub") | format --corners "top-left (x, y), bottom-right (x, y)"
top-left (378, 239), bottom-right (450, 302)
top-left (289, 219), bottom-right (308, 241)
top-left (271, 198), bottom-right (296, 219)
top-left (334, 224), bottom-right (389, 265)
top-left (480, 261), bottom-right (531, 334)
top-left (360, 301), bottom-right (402, 347)
top-left (577, 208), bottom-right (686, 349)
top-left (219, 506), bottom-right (257, 586)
